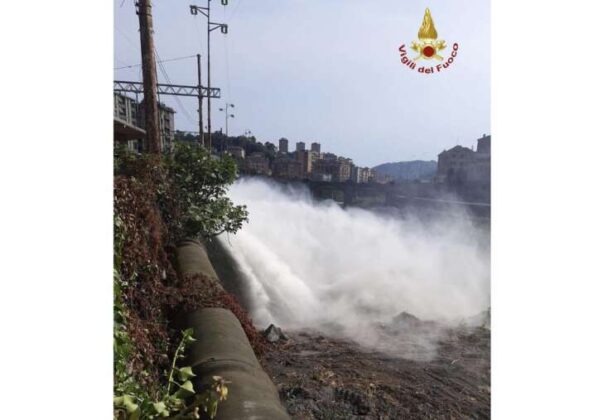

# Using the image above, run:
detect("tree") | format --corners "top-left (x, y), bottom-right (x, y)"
top-left (174, 130), bottom-right (197, 143)
top-left (264, 142), bottom-right (276, 153)
top-left (166, 143), bottom-right (248, 239)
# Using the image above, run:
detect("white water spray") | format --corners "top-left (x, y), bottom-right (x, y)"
top-left (220, 178), bottom-right (490, 357)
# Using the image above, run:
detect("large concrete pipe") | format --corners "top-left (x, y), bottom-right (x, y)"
top-left (175, 239), bottom-right (221, 285)
top-left (175, 240), bottom-right (290, 420)
top-left (205, 238), bottom-right (254, 310)
top-left (185, 308), bottom-right (290, 420)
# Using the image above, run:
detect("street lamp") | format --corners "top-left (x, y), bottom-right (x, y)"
top-left (190, 1), bottom-right (229, 151)
top-left (219, 103), bottom-right (235, 136)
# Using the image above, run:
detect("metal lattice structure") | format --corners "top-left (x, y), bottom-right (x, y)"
top-left (114, 80), bottom-right (221, 98)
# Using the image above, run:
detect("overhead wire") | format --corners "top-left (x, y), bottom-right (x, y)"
top-left (114, 58), bottom-right (130, 68)
top-left (223, 30), bottom-right (232, 101)
top-left (114, 55), bottom-right (197, 70)
top-left (114, 24), bottom-right (142, 82)
top-left (221, 2), bottom-right (234, 133)
top-left (115, 26), bottom-right (139, 54)
top-left (191, 12), bottom-right (208, 133)
top-left (155, 48), bottom-right (198, 128)
top-left (226, 0), bottom-right (244, 22)
top-left (116, 0), bottom-right (240, 133)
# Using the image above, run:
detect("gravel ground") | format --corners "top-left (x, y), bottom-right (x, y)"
top-left (261, 322), bottom-right (490, 420)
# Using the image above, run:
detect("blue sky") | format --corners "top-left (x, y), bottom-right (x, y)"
top-left (114, 0), bottom-right (490, 167)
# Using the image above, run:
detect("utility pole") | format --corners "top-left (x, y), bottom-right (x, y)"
top-left (136, 0), bottom-right (161, 154)
top-left (206, 2), bottom-right (212, 150)
top-left (197, 53), bottom-right (204, 147)
top-left (219, 103), bottom-right (235, 136)
top-left (190, 1), bottom-right (228, 152)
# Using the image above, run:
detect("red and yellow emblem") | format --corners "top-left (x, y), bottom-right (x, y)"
top-left (410, 8), bottom-right (446, 61)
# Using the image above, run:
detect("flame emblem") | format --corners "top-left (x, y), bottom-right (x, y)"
top-left (411, 8), bottom-right (446, 61)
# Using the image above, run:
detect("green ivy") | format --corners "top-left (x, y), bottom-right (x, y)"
top-left (114, 327), bottom-right (228, 419)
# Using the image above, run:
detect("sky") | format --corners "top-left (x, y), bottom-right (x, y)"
top-left (114, 0), bottom-right (490, 167)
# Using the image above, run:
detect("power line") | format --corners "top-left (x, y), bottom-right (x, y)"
top-left (226, 0), bottom-right (244, 22)
top-left (114, 58), bottom-right (130, 68)
top-left (223, 29), bottom-right (232, 101)
top-left (193, 13), bottom-right (206, 54)
top-left (190, 3), bottom-right (229, 150)
top-left (192, 13), bottom-right (207, 136)
top-left (115, 26), bottom-right (139, 53)
top-left (154, 48), bottom-right (198, 127)
top-left (115, 25), bottom-right (204, 130)
top-left (114, 24), bottom-right (144, 83)
top-left (114, 54), bottom-right (197, 70)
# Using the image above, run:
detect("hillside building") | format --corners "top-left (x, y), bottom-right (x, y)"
top-left (113, 93), bottom-right (145, 152)
top-left (313, 157), bottom-right (353, 183)
top-left (273, 156), bottom-right (302, 179)
top-left (226, 146), bottom-right (245, 159)
top-left (476, 134), bottom-right (491, 154)
top-left (113, 92), bottom-right (176, 153)
top-left (352, 166), bottom-right (372, 184)
top-left (296, 150), bottom-right (318, 179)
top-left (138, 101), bottom-right (175, 153)
top-left (243, 152), bottom-right (271, 175)
top-left (278, 138), bottom-right (289, 154)
top-left (437, 134), bottom-right (491, 186)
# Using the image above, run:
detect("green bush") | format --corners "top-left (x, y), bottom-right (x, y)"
top-left (165, 143), bottom-right (248, 240)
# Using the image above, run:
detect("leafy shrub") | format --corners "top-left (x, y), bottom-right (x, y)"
top-left (165, 143), bottom-right (248, 240)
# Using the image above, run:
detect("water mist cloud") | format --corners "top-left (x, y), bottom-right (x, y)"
top-left (219, 178), bottom-right (490, 358)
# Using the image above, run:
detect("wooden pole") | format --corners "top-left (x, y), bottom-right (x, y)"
top-left (137, 0), bottom-right (161, 154)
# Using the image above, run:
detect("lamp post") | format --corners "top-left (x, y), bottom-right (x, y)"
top-left (190, 1), bottom-right (228, 151)
top-left (219, 103), bottom-right (235, 136)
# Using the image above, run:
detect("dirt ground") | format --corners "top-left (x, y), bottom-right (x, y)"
top-left (261, 323), bottom-right (490, 419)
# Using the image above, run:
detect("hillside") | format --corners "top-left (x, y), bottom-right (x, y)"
top-left (373, 160), bottom-right (437, 181)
